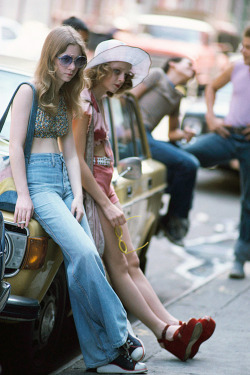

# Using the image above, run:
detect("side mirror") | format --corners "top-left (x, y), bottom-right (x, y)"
top-left (113, 157), bottom-right (142, 185)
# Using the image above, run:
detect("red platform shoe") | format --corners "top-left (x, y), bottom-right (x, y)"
top-left (158, 318), bottom-right (203, 361)
top-left (189, 317), bottom-right (216, 359)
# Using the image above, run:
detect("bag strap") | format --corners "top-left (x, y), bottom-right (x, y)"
top-left (0, 82), bottom-right (38, 158)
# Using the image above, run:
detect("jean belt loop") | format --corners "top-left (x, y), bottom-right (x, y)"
top-left (52, 153), bottom-right (55, 167)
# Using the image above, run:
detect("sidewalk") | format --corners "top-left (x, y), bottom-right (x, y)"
top-left (53, 264), bottom-right (250, 375)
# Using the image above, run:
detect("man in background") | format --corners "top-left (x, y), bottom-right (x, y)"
top-left (132, 57), bottom-right (198, 246)
top-left (62, 16), bottom-right (89, 46)
top-left (184, 26), bottom-right (250, 279)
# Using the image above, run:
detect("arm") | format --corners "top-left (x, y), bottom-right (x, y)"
top-left (168, 114), bottom-right (195, 143)
top-left (205, 63), bottom-right (234, 138)
top-left (73, 114), bottom-right (126, 227)
top-left (58, 120), bottom-right (84, 223)
top-left (9, 85), bottom-right (34, 228)
top-left (130, 82), bottom-right (148, 99)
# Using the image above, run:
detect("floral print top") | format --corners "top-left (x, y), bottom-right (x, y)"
top-left (34, 96), bottom-right (69, 139)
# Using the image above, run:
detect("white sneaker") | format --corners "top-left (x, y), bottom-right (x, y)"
top-left (124, 333), bottom-right (145, 362)
top-left (96, 353), bottom-right (148, 373)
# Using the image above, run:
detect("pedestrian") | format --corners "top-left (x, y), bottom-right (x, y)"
top-left (73, 39), bottom-right (216, 363)
top-left (184, 26), bottom-right (250, 279)
top-left (62, 16), bottom-right (89, 46)
top-left (9, 26), bottom-right (148, 374)
top-left (131, 57), bottom-right (199, 246)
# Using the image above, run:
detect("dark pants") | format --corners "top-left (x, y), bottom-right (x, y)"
top-left (146, 130), bottom-right (199, 219)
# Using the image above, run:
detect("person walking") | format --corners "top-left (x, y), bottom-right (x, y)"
top-left (131, 57), bottom-right (199, 246)
top-left (184, 26), bottom-right (250, 279)
top-left (73, 39), bottom-right (216, 363)
top-left (9, 26), bottom-right (147, 374)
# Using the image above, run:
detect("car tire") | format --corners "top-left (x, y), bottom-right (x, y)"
top-left (3, 265), bottom-right (68, 375)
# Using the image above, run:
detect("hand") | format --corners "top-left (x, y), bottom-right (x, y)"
top-left (71, 195), bottom-right (84, 222)
top-left (102, 202), bottom-right (126, 228)
top-left (205, 114), bottom-right (230, 138)
top-left (242, 124), bottom-right (250, 141)
top-left (14, 194), bottom-right (34, 229)
top-left (183, 126), bottom-right (196, 143)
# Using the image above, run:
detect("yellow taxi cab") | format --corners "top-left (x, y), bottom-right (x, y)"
top-left (0, 55), bottom-right (166, 372)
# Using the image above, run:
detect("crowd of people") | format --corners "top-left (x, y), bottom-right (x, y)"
top-left (7, 13), bottom-right (250, 373)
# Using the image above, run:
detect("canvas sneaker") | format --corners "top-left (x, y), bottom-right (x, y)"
top-left (123, 333), bottom-right (145, 362)
top-left (96, 353), bottom-right (148, 373)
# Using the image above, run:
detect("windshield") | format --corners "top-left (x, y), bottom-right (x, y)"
top-left (142, 24), bottom-right (202, 44)
top-left (0, 69), bottom-right (30, 140)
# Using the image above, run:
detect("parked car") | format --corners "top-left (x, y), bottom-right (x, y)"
top-left (0, 56), bottom-right (166, 373)
top-left (181, 81), bottom-right (239, 171)
top-left (0, 17), bottom-right (21, 44)
top-left (0, 211), bottom-right (10, 313)
top-left (113, 14), bottom-right (229, 90)
top-left (181, 82), bottom-right (233, 136)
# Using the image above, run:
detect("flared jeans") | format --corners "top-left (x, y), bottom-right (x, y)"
top-left (26, 153), bottom-right (127, 368)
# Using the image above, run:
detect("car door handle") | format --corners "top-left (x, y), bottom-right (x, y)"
top-left (148, 178), bottom-right (153, 189)
top-left (127, 186), bottom-right (133, 197)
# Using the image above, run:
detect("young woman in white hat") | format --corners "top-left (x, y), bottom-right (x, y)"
top-left (73, 39), bottom-right (216, 365)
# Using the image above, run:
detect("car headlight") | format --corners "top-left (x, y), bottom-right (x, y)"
top-left (5, 230), bottom-right (27, 272)
top-left (182, 116), bottom-right (203, 136)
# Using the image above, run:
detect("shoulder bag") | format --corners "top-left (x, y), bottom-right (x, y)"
top-left (0, 82), bottom-right (38, 212)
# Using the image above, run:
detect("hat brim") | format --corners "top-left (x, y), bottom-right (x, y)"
top-left (86, 45), bottom-right (151, 87)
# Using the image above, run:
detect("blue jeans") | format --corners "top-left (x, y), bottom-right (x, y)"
top-left (146, 130), bottom-right (199, 218)
top-left (184, 133), bottom-right (250, 263)
top-left (26, 153), bottom-right (127, 368)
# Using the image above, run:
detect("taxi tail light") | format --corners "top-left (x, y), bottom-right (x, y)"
top-left (22, 237), bottom-right (48, 270)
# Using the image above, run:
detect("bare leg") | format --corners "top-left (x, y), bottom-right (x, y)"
top-left (97, 203), bottom-right (180, 340)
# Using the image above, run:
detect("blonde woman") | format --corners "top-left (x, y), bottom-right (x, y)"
top-left (74, 39), bottom-right (216, 363)
top-left (9, 27), bottom-right (147, 374)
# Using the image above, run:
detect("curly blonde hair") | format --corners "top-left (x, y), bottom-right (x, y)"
top-left (34, 26), bottom-right (87, 117)
top-left (84, 63), bottom-right (134, 97)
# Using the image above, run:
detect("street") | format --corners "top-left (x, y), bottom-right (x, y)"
top-left (49, 165), bottom-right (241, 375)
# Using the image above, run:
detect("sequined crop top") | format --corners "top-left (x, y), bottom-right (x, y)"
top-left (34, 96), bottom-right (69, 139)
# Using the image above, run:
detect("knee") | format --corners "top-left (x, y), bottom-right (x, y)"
top-left (127, 253), bottom-right (141, 274)
top-left (178, 155), bottom-right (199, 178)
top-left (104, 254), bottom-right (130, 277)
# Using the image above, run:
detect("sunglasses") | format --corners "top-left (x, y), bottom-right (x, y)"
top-left (57, 54), bottom-right (87, 68)
top-left (114, 216), bottom-right (149, 255)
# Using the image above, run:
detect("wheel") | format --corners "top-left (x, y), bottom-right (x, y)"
top-left (30, 265), bottom-right (68, 373)
top-left (8, 265), bottom-right (69, 374)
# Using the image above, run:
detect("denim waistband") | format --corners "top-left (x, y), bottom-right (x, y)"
top-left (26, 152), bottom-right (65, 165)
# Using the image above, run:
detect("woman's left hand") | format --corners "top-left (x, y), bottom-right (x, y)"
top-left (71, 196), bottom-right (84, 222)
top-left (183, 126), bottom-right (196, 142)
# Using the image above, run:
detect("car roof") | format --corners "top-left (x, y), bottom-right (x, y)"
top-left (137, 14), bottom-right (214, 33)
top-left (0, 55), bottom-right (35, 75)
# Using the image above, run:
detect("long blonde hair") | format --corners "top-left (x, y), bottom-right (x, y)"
top-left (34, 26), bottom-right (87, 117)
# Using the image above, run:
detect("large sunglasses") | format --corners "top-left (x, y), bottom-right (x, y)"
top-left (57, 54), bottom-right (87, 69)
top-left (114, 216), bottom-right (149, 255)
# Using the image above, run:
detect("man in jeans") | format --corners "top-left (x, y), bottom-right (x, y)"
top-left (184, 26), bottom-right (250, 279)
top-left (132, 57), bottom-right (199, 246)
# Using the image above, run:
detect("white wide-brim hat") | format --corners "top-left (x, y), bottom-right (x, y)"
top-left (86, 39), bottom-right (151, 87)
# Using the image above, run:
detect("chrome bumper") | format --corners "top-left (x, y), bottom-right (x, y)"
top-left (0, 294), bottom-right (40, 321)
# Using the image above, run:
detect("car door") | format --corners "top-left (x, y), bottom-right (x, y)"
top-left (104, 93), bottom-right (166, 268)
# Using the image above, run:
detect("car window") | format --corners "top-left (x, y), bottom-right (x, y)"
top-left (2, 26), bottom-right (17, 40)
top-left (141, 24), bottom-right (201, 44)
top-left (108, 96), bottom-right (146, 162)
top-left (0, 70), bottom-right (30, 140)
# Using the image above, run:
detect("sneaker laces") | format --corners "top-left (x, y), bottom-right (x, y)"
top-left (119, 352), bottom-right (133, 363)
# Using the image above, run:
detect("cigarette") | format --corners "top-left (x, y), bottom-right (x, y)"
top-left (18, 221), bottom-right (26, 224)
